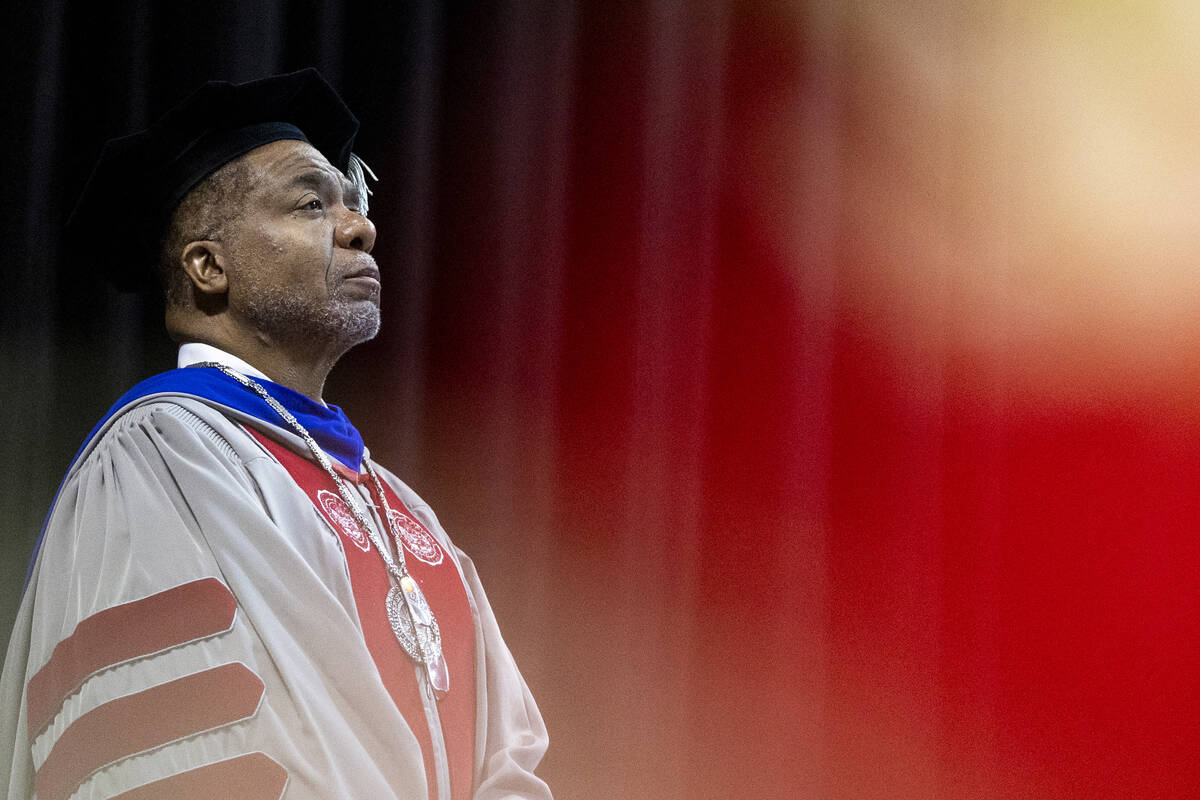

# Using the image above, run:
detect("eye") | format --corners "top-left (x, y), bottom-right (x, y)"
top-left (301, 197), bottom-right (324, 211)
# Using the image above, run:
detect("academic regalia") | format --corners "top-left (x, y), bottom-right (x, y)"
top-left (0, 365), bottom-right (550, 799)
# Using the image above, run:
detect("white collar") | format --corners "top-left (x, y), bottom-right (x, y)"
top-left (177, 343), bottom-right (273, 382)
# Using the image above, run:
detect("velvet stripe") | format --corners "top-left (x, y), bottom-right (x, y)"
top-left (109, 752), bottom-right (287, 800)
top-left (34, 663), bottom-right (264, 800)
top-left (26, 578), bottom-right (236, 738)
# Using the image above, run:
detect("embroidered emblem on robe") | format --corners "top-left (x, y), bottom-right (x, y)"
top-left (388, 508), bottom-right (445, 565)
top-left (317, 489), bottom-right (372, 552)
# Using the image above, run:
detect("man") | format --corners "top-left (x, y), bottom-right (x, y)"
top-left (0, 70), bottom-right (551, 800)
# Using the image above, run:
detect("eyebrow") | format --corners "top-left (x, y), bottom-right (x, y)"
top-left (284, 167), bottom-right (361, 207)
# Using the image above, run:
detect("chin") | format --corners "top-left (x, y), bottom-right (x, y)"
top-left (241, 290), bottom-right (380, 351)
top-left (339, 304), bottom-right (381, 346)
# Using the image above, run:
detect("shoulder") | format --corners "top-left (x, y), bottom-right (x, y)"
top-left (34, 398), bottom-right (257, 594)
top-left (32, 398), bottom-right (274, 612)
top-left (71, 396), bottom-right (270, 483)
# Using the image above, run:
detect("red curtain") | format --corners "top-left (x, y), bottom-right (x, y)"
top-left (348, 3), bottom-right (1200, 797)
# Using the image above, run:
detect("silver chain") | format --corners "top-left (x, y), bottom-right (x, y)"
top-left (194, 362), bottom-right (443, 669)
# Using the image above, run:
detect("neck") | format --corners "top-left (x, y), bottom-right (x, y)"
top-left (183, 323), bottom-right (347, 403)
top-left (245, 350), bottom-right (335, 402)
top-left (168, 301), bottom-right (376, 402)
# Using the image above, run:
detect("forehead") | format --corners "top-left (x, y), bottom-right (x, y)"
top-left (238, 139), bottom-right (343, 188)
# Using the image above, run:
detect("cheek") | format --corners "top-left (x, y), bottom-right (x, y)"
top-left (233, 222), bottom-right (333, 288)
top-left (230, 226), bottom-right (284, 266)
top-left (256, 229), bottom-right (288, 260)
top-left (254, 236), bottom-right (302, 279)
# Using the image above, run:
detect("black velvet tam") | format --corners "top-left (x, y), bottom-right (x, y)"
top-left (67, 68), bottom-right (359, 292)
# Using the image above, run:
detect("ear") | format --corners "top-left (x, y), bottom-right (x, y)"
top-left (180, 240), bottom-right (229, 295)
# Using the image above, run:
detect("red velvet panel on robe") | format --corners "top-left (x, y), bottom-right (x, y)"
top-left (247, 428), bottom-right (477, 800)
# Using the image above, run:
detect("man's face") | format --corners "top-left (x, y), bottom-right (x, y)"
top-left (221, 139), bottom-right (380, 352)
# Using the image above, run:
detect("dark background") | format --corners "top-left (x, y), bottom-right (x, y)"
top-left (3, 2), bottom-right (1200, 799)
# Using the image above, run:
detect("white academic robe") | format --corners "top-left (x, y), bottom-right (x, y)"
top-left (0, 392), bottom-right (551, 799)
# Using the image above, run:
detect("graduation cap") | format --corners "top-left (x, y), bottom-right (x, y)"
top-left (67, 68), bottom-right (371, 292)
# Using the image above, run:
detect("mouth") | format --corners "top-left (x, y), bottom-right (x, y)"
top-left (343, 264), bottom-right (381, 284)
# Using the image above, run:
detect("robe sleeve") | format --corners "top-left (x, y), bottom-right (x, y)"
top-left (0, 401), bottom-right (293, 800)
top-left (455, 550), bottom-right (553, 800)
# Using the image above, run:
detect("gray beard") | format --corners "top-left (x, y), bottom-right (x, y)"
top-left (241, 290), bottom-right (381, 354)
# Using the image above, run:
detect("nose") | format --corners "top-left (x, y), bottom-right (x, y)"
top-left (336, 208), bottom-right (377, 253)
